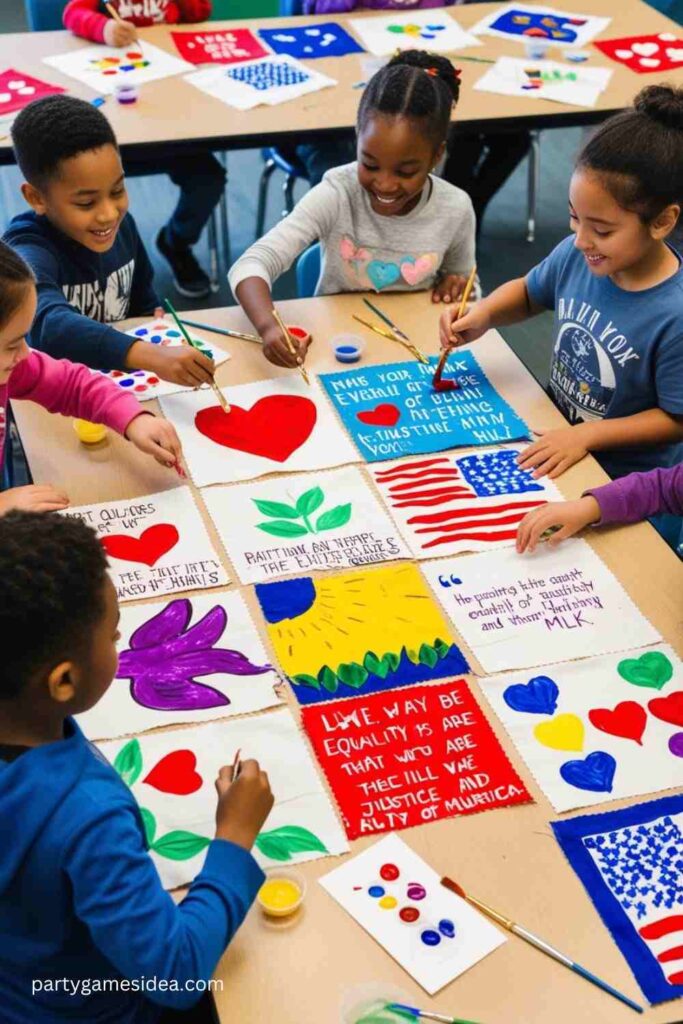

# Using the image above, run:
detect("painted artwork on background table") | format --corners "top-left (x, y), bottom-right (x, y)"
top-left (171, 28), bottom-right (269, 65)
top-left (185, 55), bottom-right (336, 111)
top-left (371, 445), bottom-right (562, 558)
top-left (254, 563), bottom-right (470, 705)
top-left (43, 42), bottom-right (193, 95)
top-left (470, 3), bottom-right (610, 47)
top-left (98, 710), bottom-right (349, 889)
top-left (0, 68), bottom-right (65, 115)
top-left (95, 319), bottom-right (229, 402)
top-left (62, 488), bottom-right (228, 603)
top-left (258, 22), bottom-right (364, 60)
top-left (319, 355), bottom-right (529, 463)
top-left (349, 10), bottom-right (481, 56)
top-left (320, 834), bottom-right (506, 994)
top-left (594, 33), bottom-right (683, 74)
top-left (479, 645), bottom-right (683, 812)
top-left (552, 794), bottom-right (683, 1004)
top-left (203, 466), bottom-right (409, 584)
top-left (77, 592), bottom-right (282, 741)
top-left (303, 679), bottom-right (532, 839)
top-left (474, 57), bottom-right (612, 108)
top-left (159, 376), bottom-right (357, 488)
top-left (422, 539), bottom-right (660, 674)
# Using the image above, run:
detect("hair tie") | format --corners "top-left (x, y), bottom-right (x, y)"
top-left (425, 67), bottom-right (438, 77)
top-left (454, 67), bottom-right (462, 81)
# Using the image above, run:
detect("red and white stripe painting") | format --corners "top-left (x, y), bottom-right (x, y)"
top-left (639, 915), bottom-right (683, 987)
top-left (371, 446), bottom-right (562, 558)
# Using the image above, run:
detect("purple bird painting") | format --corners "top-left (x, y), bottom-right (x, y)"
top-left (116, 598), bottom-right (272, 712)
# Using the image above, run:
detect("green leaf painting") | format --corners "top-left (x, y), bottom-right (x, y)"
top-left (254, 826), bottom-right (328, 862)
top-left (318, 665), bottom-right (339, 693)
top-left (151, 830), bottom-right (211, 861)
top-left (113, 738), bottom-right (143, 787)
top-left (337, 662), bottom-right (369, 689)
top-left (295, 640), bottom-right (453, 695)
top-left (254, 488), bottom-right (353, 537)
top-left (139, 807), bottom-right (157, 847)
top-left (293, 673), bottom-right (320, 691)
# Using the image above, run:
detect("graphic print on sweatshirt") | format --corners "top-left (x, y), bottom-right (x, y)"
top-left (550, 296), bottom-right (640, 424)
top-left (339, 236), bottom-right (439, 291)
top-left (62, 260), bottom-right (134, 323)
top-left (114, 0), bottom-right (171, 22)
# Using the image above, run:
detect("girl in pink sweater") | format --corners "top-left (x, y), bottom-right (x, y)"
top-left (0, 241), bottom-right (182, 515)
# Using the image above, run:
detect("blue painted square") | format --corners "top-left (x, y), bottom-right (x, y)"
top-left (456, 450), bottom-right (543, 497)
top-left (490, 8), bottom-right (587, 42)
top-left (259, 23), bottom-right (364, 60)
top-left (228, 59), bottom-right (310, 91)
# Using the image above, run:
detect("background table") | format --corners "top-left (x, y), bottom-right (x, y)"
top-left (13, 293), bottom-right (683, 1024)
top-left (2, 0), bottom-right (683, 162)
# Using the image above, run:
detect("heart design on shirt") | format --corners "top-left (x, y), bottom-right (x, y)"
top-left (400, 254), bottom-right (434, 286)
top-left (588, 701), bottom-right (647, 744)
top-left (101, 524), bottom-right (179, 567)
top-left (632, 42), bottom-right (659, 56)
top-left (195, 395), bottom-right (317, 462)
top-left (356, 403), bottom-right (401, 427)
top-left (340, 237), bottom-right (369, 263)
top-left (367, 260), bottom-right (401, 291)
top-left (143, 751), bottom-right (203, 795)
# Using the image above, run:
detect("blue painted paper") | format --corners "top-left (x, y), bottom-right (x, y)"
top-left (490, 8), bottom-right (588, 42)
top-left (258, 23), bottom-right (364, 60)
top-left (320, 355), bottom-right (530, 462)
top-left (457, 449), bottom-right (543, 496)
top-left (552, 794), bottom-right (683, 1004)
top-left (228, 58), bottom-right (310, 91)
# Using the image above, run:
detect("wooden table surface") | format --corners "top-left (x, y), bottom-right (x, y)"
top-left (13, 292), bottom-right (683, 1024)
top-left (2, 0), bottom-right (683, 162)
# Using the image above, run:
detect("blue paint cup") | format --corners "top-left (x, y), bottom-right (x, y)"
top-left (331, 333), bottom-right (365, 364)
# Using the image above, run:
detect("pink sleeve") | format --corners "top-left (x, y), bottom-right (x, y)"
top-left (63, 0), bottom-right (108, 44)
top-left (9, 351), bottom-right (144, 437)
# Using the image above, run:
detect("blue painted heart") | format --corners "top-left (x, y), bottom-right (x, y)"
top-left (503, 675), bottom-right (559, 715)
top-left (559, 751), bottom-right (616, 793)
top-left (367, 260), bottom-right (401, 291)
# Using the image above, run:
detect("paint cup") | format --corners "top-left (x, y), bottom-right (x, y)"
top-left (524, 36), bottom-right (550, 60)
top-left (340, 982), bottom-right (416, 1024)
top-left (564, 49), bottom-right (589, 62)
top-left (257, 867), bottom-right (306, 918)
top-left (331, 333), bottom-right (365, 364)
top-left (114, 82), bottom-right (139, 105)
top-left (287, 324), bottom-right (312, 349)
top-left (73, 419), bottom-right (108, 445)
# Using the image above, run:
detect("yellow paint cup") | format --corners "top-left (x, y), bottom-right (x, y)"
top-left (73, 419), bottom-right (108, 445)
top-left (257, 867), bottom-right (306, 918)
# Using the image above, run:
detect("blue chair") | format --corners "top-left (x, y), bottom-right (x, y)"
top-left (279, 0), bottom-right (305, 13)
top-left (256, 146), bottom-right (310, 240)
top-left (23, 0), bottom-right (63, 31)
top-left (296, 242), bottom-right (321, 298)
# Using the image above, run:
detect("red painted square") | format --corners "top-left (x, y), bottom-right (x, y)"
top-left (171, 29), bottom-right (269, 65)
top-left (0, 68), bottom-right (65, 115)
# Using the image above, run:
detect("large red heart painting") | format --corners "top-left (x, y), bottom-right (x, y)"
top-left (195, 395), bottom-right (317, 462)
top-left (101, 524), bottom-right (179, 567)
top-left (143, 750), bottom-right (203, 795)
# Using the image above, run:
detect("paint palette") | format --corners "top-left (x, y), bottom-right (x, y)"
top-left (43, 42), bottom-right (193, 95)
top-left (320, 834), bottom-right (505, 994)
top-left (0, 68), bottom-right (65, 115)
top-left (350, 10), bottom-right (480, 56)
top-left (89, 50), bottom-right (149, 75)
top-left (474, 56), bottom-right (612, 108)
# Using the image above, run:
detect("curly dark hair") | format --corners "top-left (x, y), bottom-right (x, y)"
top-left (0, 240), bottom-right (34, 332)
top-left (357, 50), bottom-right (461, 148)
top-left (0, 511), bottom-right (109, 699)
top-left (11, 94), bottom-right (118, 188)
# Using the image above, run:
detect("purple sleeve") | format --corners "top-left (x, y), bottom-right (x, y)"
top-left (585, 464), bottom-right (683, 524)
top-left (303, 0), bottom-right (356, 11)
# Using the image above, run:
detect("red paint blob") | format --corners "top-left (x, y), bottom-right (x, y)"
top-left (103, 69), bottom-right (117, 75)
top-left (433, 379), bottom-right (459, 392)
top-left (126, 51), bottom-right (143, 59)
top-left (400, 906), bottom-right (420, 923)
top-left (147, 376), bottom-right (160, 385)
top-left (134, 384), bottom-right (147, 392)
top-left (110, 370), bottom-right (124, 378)
top-left (380, 863), bottom-right (400, 881)
top-left (288, 325), bottom-right (309, 340)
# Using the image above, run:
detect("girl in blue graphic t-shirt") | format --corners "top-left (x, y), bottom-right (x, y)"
top-left (440, 84), bottom-right (683, 489)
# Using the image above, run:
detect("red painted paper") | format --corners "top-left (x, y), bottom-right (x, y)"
top-left (302, 679), bottom-right (531, 839)
top-left (0, 68), bottom-right (65, 115)
top-left (594, 33), bottom-right (683, 74)
top-left (171, 29), bottom-right (269, 65)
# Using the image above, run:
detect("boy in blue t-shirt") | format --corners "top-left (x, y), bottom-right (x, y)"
top-left (4, 96), bottom-right (214, 388)
top-left (0, 511), bottom-right (273, 1024)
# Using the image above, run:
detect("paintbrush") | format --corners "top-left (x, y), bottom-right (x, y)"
top-left (387, 1004), bottom-right (482, 1024)
top-left (179, 318), bottom-right (261, 345)
top-left (271, 307), bottom-right (310, 386)
top-left (440, 876), bottom-right (643, 1014)
top-left (433, 264), bottom-right (478, 390)
top-left (352, 315), bottom-right (428, 364)
top-left (363, 297), bottom-right (411, 342)
top-left (163, 299), bottom-right (231, 414)
top-left (105, 2), bottom-right (140, 47)
top-left (230, 747), bottom-right (241, 782)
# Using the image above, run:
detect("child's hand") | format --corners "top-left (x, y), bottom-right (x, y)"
top-left (145, 344), bottom-right (216, 388)
top-left (214, 758), bottom-right (274, 851)
top-left (261, 325), bottom-right (311, 369)
top-left (432, 274), bottom-right (467, 305)
top-left (439, 302), bottom-right (490, 350)
top-left (516, 496), bottom-right (601, 553)
top-left (0, 484), bottom-right (69, 515)
top-left (517, 426), bottom-right (590, 479)
top-left (124, 413), bottom-right (182, 469)
top-left (103, 18), bottom-right (138, 48)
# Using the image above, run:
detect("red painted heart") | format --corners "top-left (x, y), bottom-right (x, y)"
top-left (195, 395), bottom-right (317, 462)
top-left (143, 750), bottom-right (203, 795)
top-left (588, 701), bottom-right (647, 745)
top-left (648, 690), bottom-right (683, 728)
top-left (101, 523), bottom-right (179, 567)
top-left (356, 403), bottom-right (401, 427)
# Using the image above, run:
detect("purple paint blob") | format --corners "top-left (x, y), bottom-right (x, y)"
top-left (116, 597), bottom-right (272, 712)
top-left (669, 732), bottom-right (683, 757)
top-left (420, 929), bottom-right (440, 946)
top-left (407, 883), bottom-right (426, 901)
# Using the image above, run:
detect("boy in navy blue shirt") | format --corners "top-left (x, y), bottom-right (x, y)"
top-left (4, 96), bottom-right (214, 387)
top-left (0, 511), bottom-right (273, 1023)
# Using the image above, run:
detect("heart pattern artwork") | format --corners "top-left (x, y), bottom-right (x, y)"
top-left (101, 524), bottom-right (179, 567)
top-left (595, 33), bottom-right (683, 73)
top-left (195, 395), bottom-right (317, 462)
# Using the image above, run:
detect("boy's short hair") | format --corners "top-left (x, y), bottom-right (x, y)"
top-left (11, 95), bottom-right (118, 189)
top-left (0, 511), bottom-right (109, 699)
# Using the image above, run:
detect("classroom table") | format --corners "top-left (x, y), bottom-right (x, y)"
top-left (2, 0), bottom-right (683, 163)
top-left (12, 292), bottom-right (683, 1024)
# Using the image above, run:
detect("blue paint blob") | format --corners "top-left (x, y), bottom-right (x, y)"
top-left (368, 885), bottom-right (385, 898)
top-left (134, 327), bottom-right (148, 336)
top-left (255, 576), bottom-right (317, 624)
top-left (503, 675), bottom-right (559, 715)
top-left (560, 751), bottom-right (616, 793)
top-left (167, 329), bottom-right (181, 338)
top-left (150, 335), bottom-right (163, 344)
top-left (120, 63), bottom-right (135, 71)
top-left (420, 929), bottom-right (441, 947)
top-left (439, 918), bottom-right (456, 938)
top-left (119, 378), bottom-right (135, 387)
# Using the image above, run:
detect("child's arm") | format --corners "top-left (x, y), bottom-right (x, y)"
top-left (66, 760), bottom-right (273, 1011)
top-left (439, 277), bottom-right (545, 348)
top-left (63, 0), bottom-right (137, 46)
top-left (303, 0), bottom-right (357, 11)
top-left (228, 180), bottom-right (338, 367)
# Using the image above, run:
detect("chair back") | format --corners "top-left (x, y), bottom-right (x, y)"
top-left (296, 242), bottom-right (321, 298)
top-left (24, 0), bottom-right (65, 31)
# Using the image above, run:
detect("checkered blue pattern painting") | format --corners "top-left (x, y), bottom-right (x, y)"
top-left (228, 58), bottom-right (310, 92)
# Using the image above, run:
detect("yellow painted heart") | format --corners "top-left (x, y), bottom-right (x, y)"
top-left (533, 714), bottom-right (584, 752)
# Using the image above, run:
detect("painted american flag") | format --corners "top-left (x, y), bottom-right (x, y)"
top-left (371, 446), bottom-right (562, 558)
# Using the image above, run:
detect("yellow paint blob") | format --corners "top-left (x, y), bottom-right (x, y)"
top-left (73, 419), bottom-right (107, 445)
top-left (258, 877), bottom-right (302, 916)
top-left (378, 895), bottom-right (397, 910)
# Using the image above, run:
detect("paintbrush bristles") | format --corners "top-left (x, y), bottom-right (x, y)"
top-left (440, 875), bottom-right (466, 898)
